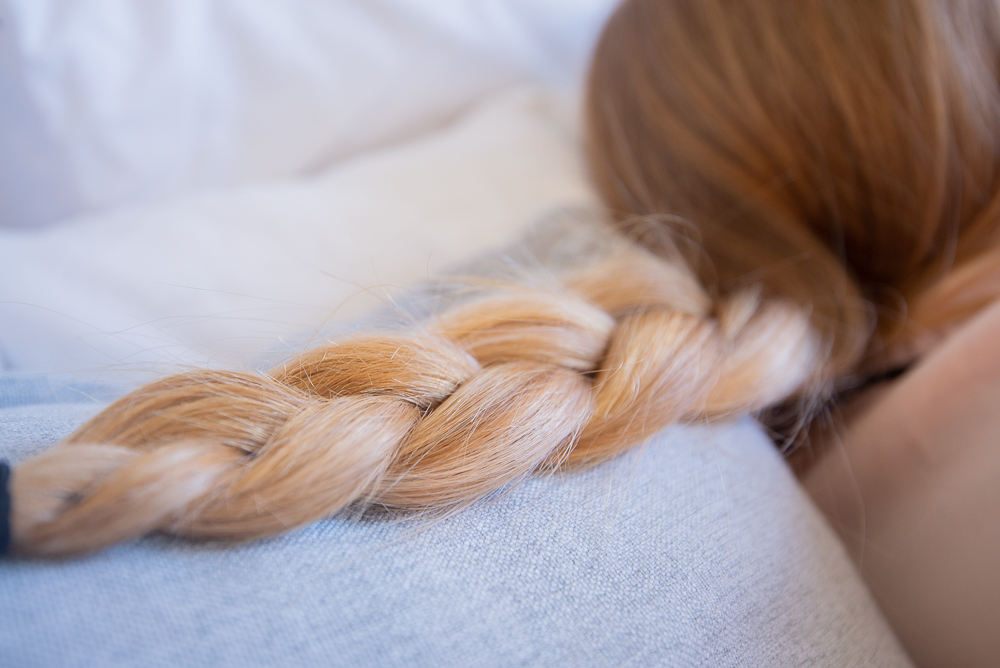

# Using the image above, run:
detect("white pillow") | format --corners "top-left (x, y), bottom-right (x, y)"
top-left (0, 0), bottom-right (617, 228)
top-left (0, 87), bottom-right (599, 377)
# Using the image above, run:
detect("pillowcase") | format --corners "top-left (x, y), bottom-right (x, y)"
top-left (0, 87), bottom-right (598, 377)
top-left (0, 0), bottom-right (618, 228)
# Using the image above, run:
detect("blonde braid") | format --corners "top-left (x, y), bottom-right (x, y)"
top-left (9, 247), bottom-right (819, 558)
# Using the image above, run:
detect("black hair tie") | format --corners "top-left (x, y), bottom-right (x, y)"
top-left (0, 460), bottom-right (11, 556)
top-left (834, 362), bottom-right (915, 407)
top-left (859, 362), bottom-right (914, 388)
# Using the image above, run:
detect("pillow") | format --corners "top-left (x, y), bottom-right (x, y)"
top-left (0, 87), bottom-right (599, 377)
top-left (0, 0), bottom-right (618, 228)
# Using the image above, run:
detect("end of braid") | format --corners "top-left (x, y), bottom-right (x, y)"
top-left (12, 442), bottom-right (240, 557)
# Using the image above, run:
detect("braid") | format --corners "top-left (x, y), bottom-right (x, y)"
top-left (9, 248), bottom-right (819, 557)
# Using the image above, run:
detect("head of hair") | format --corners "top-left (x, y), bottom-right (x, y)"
top-left (587, 0), bottom-right (1000, 373)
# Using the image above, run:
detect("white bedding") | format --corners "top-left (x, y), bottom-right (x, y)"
top-left (0, 88), bottom-right (597, 376)
top-left (0, 1), bottom-right (616, 378)
top-left (0, 0), bottom-right (616, 228)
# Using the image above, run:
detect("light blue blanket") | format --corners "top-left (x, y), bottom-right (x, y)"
top-left (0, 375), bottom-right (912, 667)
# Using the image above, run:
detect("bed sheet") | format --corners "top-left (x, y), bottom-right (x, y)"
top-left (0, 374), bottom-right (913, 668)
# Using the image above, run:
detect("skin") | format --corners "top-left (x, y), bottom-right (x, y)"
top-left (804, 299), bottom-right (1000, 667)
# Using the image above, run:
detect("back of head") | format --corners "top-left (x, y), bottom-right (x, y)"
top-left (586, 0), bottom-right (1000, 376)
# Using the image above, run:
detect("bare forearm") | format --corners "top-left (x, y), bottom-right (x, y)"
top-left (804, 300), bottom-right (1000, 667)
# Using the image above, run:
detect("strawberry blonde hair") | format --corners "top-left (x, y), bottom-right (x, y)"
top-left (11, 0), bottom-right (1000, 557)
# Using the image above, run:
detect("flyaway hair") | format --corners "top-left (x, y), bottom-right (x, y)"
top-left (10, 0), bottom-right (1000, 556)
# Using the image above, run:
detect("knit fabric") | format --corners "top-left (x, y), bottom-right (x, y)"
top-left (0, 375), bottom-right (912, 667)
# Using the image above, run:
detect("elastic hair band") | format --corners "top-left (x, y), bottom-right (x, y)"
top-left (835, 362), bottom-right (915, 406)
top-left (0, 460), bottom-right (10, 556)
top-left (859, 362), bottom-right (914, 388)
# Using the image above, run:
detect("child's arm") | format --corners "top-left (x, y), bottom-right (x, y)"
top-left (805, 299), bottom-right (1000, 667)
